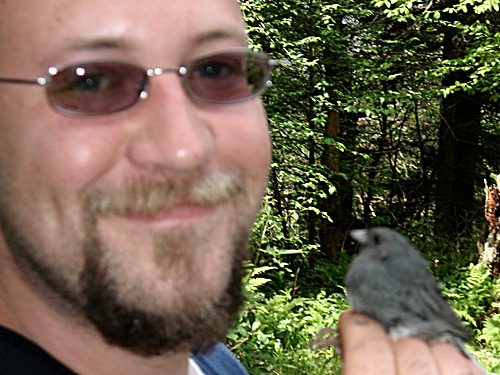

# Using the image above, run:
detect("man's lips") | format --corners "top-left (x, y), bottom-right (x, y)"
top-left (118, 202), bottom-right (217, 225)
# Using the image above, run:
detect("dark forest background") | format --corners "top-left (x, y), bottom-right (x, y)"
top-left (227, 0), bottom-right (500, 373)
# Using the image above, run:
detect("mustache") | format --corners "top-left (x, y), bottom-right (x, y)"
top-left (84, 171), bottom-right (245, 217)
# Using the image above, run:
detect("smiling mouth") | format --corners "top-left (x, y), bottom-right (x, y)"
top-left (119, 201), bottom-right (218, 225)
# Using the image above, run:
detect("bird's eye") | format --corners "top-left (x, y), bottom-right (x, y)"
top-left (373, 234), bottom-right (383, 244)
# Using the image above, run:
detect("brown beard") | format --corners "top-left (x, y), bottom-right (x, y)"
top-left (0, 170), bottom-right (253, 356)
top-left (80, 225), bottom-right (248, 356)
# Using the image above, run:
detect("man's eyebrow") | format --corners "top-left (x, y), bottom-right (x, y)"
top-left (60, 29), bottom-right (247, 55)
top-left (192, 29), bottom-right (248, 46)
top-left (63, 37), bottom-right (133, 52)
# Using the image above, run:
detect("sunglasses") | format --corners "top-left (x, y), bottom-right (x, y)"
top-left (0, 49), bottom-right (276, 116)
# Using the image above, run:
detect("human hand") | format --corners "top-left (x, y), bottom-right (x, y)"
top-left (338, 311), bottom-right (486, 375)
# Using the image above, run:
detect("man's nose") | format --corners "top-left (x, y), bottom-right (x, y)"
top-left (124, 75), bottom-right (216, 172)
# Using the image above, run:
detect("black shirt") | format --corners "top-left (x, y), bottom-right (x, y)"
top-left (0, 326), bottom-right (248, 374)
top-left (0, 326), bottom-right (74, 374)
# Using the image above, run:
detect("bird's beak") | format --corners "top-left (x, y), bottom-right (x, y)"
top-left (350, 229), bottom-right (369, 245)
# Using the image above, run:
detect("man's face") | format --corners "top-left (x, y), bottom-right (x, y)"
top-left (0, 0), bottom-right (271, 355)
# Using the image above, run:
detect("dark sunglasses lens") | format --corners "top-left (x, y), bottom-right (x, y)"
top-left (46, 62), bottom-right (147, 115)
top-left (186, 52), bottom-right (270, 103)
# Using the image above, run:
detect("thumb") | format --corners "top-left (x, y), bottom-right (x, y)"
top-left (338, 311), bottom-right (396, 375)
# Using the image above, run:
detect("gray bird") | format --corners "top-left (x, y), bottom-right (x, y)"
top-left (347, 227), bottom-right (487, 373)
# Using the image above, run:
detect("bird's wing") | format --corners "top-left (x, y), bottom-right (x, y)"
top-left (394, 272), bottom-right (472, 341)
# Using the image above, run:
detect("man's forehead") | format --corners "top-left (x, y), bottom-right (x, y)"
top-left (0, 0), bottom-right (244, 33)
top-left (0, 0), bottom-right (247, 68)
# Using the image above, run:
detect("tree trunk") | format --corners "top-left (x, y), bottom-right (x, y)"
top-left (319, 111), bottom-right (356, 259)
top-left (479, 176), bottom-right (500, 278)
top-left (435, 28), bottom-right (482, 239)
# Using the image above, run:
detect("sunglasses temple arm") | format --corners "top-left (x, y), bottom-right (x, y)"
top-left (0, 77), bottom-right (43, 85)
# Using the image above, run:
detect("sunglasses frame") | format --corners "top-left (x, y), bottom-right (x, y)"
top-left (0, 48), bottom-right (277, 116)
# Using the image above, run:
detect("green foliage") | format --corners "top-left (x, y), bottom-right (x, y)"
top-left (235, 0), bottom-right (500, 372)
top-left (228, 260), bottom-right (347, 374)
top-left (241, 0), bottom-right (499, 249)
top-left (477, 312), bottom-right (500, 372)
top-left (443, 264), bottom-right (494, 329)
top-left (442, 264), bottom-right (500, 373)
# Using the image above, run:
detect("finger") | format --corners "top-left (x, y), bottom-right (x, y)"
top-left (338, 311), bottom-right (396, 375)
top-left (430, 342), bottom-right (485, 375)
top-left (392, 337), bottom-right (439, 375)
